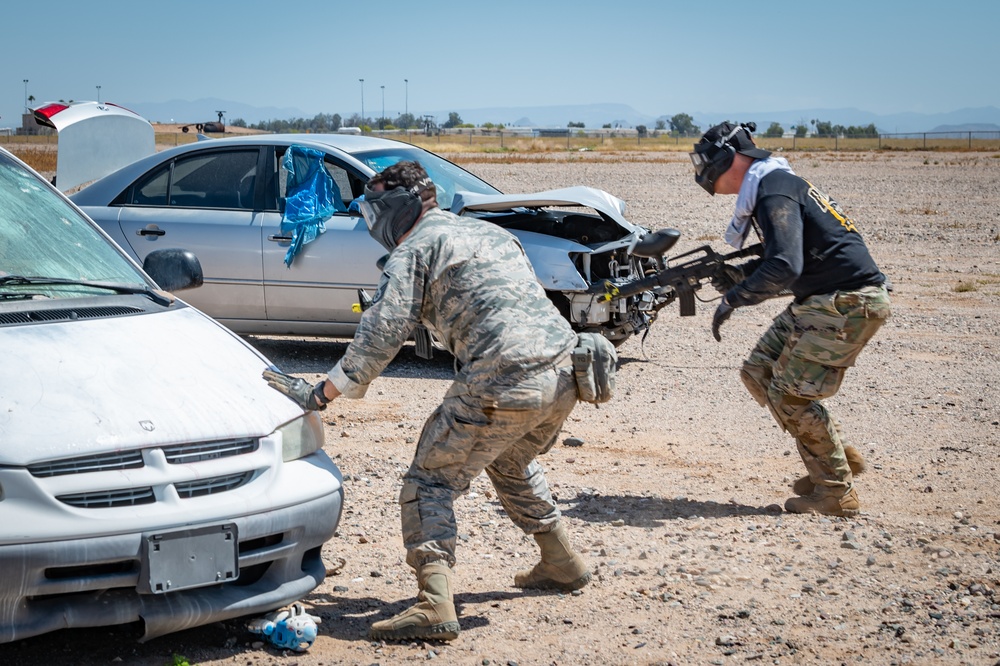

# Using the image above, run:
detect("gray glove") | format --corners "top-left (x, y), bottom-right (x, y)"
top-left (262, 369), bottom-right (329, 411)
top-left (711, 300), bottom-right (735, 342)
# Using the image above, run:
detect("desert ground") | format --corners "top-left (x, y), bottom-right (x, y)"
top-left (2, 150), bottom-right (998, 665)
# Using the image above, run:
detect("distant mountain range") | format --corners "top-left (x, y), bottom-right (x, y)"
top-left (121, 98), bottom-right (1000, 136)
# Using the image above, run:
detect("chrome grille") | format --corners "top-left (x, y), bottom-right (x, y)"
top-left (176, 472), bottom-right (253, 498)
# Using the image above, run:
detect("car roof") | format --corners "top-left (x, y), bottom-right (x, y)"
top-left (71, 133), bottom-right (414, 204)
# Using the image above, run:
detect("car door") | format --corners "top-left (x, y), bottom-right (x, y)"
top-left (115, 147), bottom-right (266, 321)
top-left (260, 147), bottom-right (384, 328)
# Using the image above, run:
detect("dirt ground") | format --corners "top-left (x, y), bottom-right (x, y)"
top-left (3, 151), bottom-right (998, 665)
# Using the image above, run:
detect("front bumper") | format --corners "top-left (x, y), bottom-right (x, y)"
top-left (0, 452), bottom-right (343, 643)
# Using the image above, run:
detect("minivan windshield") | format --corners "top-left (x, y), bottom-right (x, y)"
top-left (0, 152), bottom-right (147, 300)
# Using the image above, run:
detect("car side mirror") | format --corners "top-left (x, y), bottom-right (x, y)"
top-left (143, 248), bottom-right (205, 292)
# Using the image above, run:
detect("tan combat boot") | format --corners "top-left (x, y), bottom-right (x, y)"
top-left (792, 445), bottom-right (866, 496)
top-left (785, 485), bottom-right (860, 518)
top-left (369, 561), bottom-right (460, 641)
top-left (514, 522), bottom-right (591, 591)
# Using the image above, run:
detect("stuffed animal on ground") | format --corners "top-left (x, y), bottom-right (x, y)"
top-left (247, 602), bottom-right (321, 651)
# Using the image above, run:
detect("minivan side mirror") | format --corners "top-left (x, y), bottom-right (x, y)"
top-left (143, 248), bottom-right (204, 292)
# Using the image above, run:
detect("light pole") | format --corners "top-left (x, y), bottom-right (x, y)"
top-left (23, 79), bottom-right (28, 113)
top-left (358, 78), bottom-right (365, 132)
top-left (404, 78), bottom-right (408, 119)
top-left (96, 85), bottom-right (101, 104)
top-left (380, 85), bottom-right (385, 130)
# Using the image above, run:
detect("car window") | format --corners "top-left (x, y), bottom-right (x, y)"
top-left (274, 148), bottom-right (361, 214)
top-left (0, 151), bottom-right (147, 298)
top-left (128, 149), bottom-right (259, 210)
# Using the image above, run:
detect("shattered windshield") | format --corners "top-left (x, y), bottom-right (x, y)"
top-left (0, 152), bottom-right (147, 299)
top-left (353, 147), bottom-right (500, 210)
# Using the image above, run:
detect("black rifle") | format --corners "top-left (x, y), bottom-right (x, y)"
top-left (591, 243), bottom-right (764, 316)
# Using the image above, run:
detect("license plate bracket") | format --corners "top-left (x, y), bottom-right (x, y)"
top-left (139, 523), bottom-right (239, 594)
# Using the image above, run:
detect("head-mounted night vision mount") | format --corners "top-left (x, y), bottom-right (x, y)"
top-left (690, 121), bottom-right (768, 195)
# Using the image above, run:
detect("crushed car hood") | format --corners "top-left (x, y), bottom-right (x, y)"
top-left (452, 186), bottom-right (642, 234)
top-left (0, 305), bottom-right (303, 465)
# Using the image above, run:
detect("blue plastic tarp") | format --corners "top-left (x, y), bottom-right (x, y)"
top-left (280, 145), bottom-right (343, 267)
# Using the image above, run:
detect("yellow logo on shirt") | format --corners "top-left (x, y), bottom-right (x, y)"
top-left (806, 180), bottom-right (857, 233)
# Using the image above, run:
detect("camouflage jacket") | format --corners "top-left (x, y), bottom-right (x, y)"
top-left (328, 208), bottom-right (577, 398)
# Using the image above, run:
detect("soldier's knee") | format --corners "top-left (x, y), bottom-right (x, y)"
top-left (768, 388), bottom-right (815, 438)
top-left (740, 363), bottom-right (771, 408)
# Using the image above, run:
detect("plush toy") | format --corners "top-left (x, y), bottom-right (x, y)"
top-left (247, 602), bottom-right (321, 652)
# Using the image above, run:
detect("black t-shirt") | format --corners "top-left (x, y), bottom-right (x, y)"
top-left (727, 169), bottom-right (885, 307)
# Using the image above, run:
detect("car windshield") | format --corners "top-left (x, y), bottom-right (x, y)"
top-left (352, 146), bottom-right (501, 210)
top-left (0, 152), bottom-right (147, 300)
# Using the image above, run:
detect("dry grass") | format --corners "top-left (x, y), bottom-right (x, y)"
top-left (11, 147), bottom-right (57, 172)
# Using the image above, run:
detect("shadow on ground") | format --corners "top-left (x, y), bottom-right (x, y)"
top-left (561, 492), bottom-right (783, 528)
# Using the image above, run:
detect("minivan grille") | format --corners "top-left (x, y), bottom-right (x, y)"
top-left (176, 472), bottom-right (253, 498)
top-left (30, 438), bottom-right (263, 508)
top-left (0, 305), bottom-right (144, 327)
top-left (28, 451), bottom-right (144, 477)
top-left (163, 438), bottom-right (258, 464)
top-left (57, 487), bottom-right (156, 508)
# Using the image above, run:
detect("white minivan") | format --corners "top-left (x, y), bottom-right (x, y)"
top-left (0, 146), bottom-right (343, 643)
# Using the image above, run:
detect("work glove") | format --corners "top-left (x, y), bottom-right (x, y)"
top-left (711, 264), bottom-right (745, 294)
top-left (711, 299), bottom-right (735, 342)
top-left (262, 369), bottom-right (329, 411)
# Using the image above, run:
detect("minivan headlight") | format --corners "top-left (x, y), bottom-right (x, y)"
top-left (276, 411), bottom-right (325, 462)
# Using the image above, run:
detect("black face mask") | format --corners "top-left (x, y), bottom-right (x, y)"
top-left (359, 180), bottom-right (430, 252)
top-left (690, 142), bottom-right (735, 195)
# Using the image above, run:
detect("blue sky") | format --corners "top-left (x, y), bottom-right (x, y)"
top-left (3, 0), bottom-right (996, 128)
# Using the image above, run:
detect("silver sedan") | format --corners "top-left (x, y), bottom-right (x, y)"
top-left (71, 134), bottom-right (501, 337)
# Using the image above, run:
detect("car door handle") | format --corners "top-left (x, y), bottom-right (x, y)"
top-left (267, 234), bottom-right (293, 242)
top-left (137, 226), bottom-right (166, 237)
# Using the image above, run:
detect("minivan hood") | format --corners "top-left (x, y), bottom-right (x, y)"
top-left (0, 305), bottom-right (304, 465)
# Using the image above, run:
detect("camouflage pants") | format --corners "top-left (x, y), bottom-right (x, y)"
top-left (740, 284), bottom-right (891, 491)
top-left (399, 364), bottom-right (578, 569)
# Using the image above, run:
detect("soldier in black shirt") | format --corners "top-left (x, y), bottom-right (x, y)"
top-left (690, 122), bottom-right (892, 517)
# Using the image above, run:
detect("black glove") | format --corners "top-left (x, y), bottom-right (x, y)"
top-left (262, 369), bottom-right (329, 411)
top-left (711, 300), bottom-right (735, 342)
top-left (711, 264), bottom-right (745, 294)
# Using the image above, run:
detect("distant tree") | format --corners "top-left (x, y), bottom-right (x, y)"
top-left (442, 112), bottom-right (463, 129)
top-left (812, 119), bottom-right (835, 137)
top-left (668, 113), bottom-right (699, 136)
top-left (843, 123), bottom-right (878, 137)
top-left (344, 113), bottom-right (365, 128)
top-left (792, 124), bottom-right (808, 138)
top-left (568, 121), bottom-right (585, 128)
top-left (602, 123), bottom-right (612, 129)
top-left (764, 122), bottom-right (784, 138)
top-left (230, 118), bottom-right (247, 128)
top-left (655, 119), bottom-right (666, 130)
top-left (394, 112), bottom-right (416, 129)
top-left (636, 124), bottom-right (648, 138)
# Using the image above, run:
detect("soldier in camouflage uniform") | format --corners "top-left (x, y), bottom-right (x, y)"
top-left (263, 161), bottom-right (590, 642)
top-left (690, 122), bottom-right (891, 517)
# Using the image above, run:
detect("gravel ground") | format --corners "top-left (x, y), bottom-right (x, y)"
top-left (4, 151), bottom-right (999, 666)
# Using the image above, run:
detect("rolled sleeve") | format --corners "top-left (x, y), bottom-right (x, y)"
top-left (327, 360), bottom-right (369, 399)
